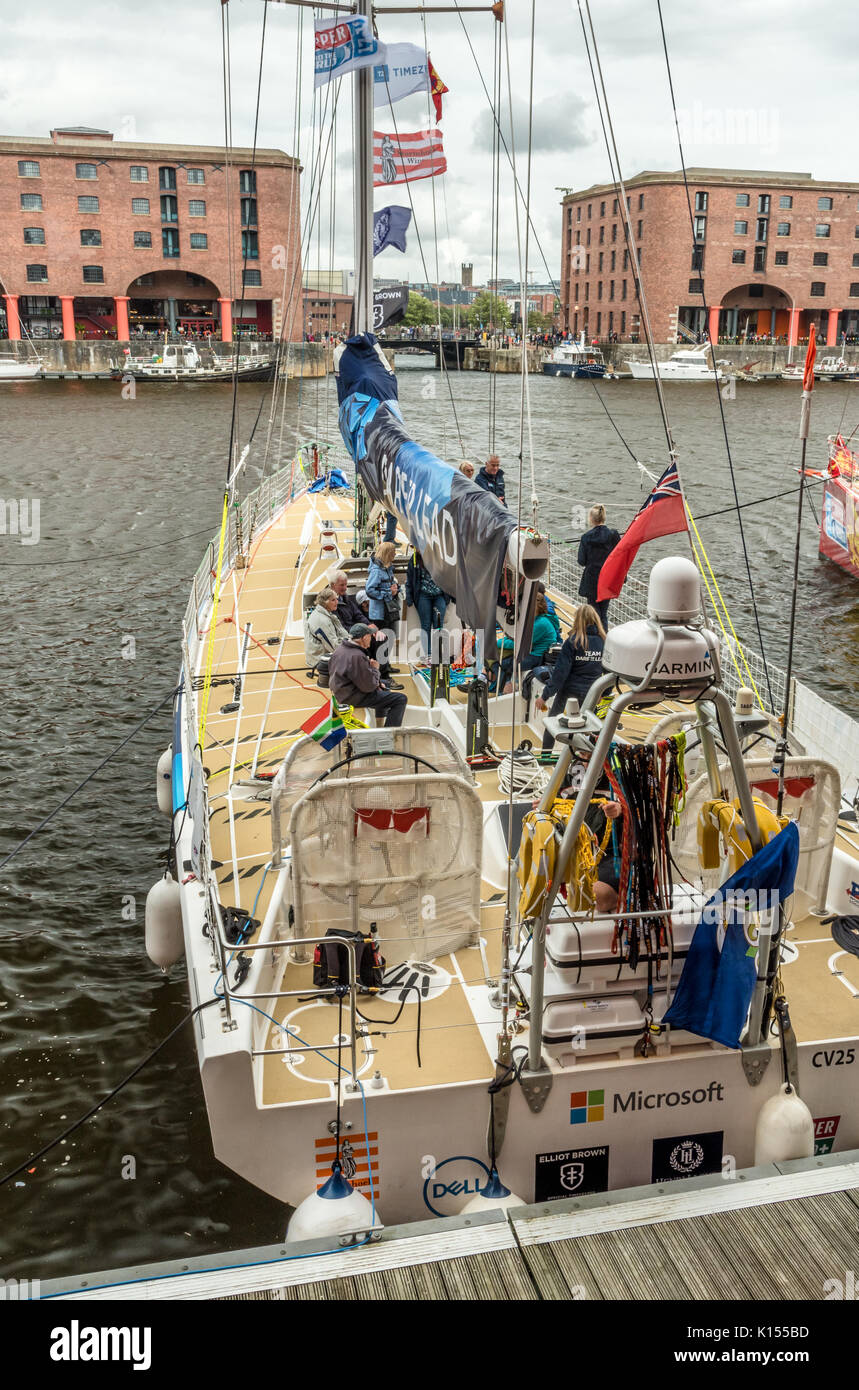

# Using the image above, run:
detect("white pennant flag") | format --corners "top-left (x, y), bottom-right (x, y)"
top-left (372, 43), bottom-right (430, 107)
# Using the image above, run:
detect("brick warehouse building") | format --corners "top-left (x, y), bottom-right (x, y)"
top-left (560, 167), bottom-right (859, 346)
top-left (0, 127), bottom-right (301, 342)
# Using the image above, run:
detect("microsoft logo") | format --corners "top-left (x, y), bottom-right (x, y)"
top-left (570, 1089), bottom-right (604, 1124)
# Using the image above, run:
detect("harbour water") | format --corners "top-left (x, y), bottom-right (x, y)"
top-left (2, 369), bottom-right (858, 1281)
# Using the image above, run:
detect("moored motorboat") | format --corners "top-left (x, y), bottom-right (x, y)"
top-left (543, 335), bottom-right (607, 378)
top-left (626, 346), bottom-right (724, 382)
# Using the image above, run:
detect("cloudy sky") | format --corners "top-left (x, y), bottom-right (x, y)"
top-left (2, 0), bottom-right (856, 288)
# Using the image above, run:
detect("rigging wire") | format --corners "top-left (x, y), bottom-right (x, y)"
top-left (654, 0), bottom-right (775, 711)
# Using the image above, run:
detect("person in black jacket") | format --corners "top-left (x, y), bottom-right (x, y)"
top-left (474, 455), bottom-right (506, 505)
top-left (535, 605), bottom-right (606, 751)
top-left (577, 504), bottom-right (620, 626)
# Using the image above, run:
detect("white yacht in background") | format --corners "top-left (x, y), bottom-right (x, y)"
top-left (0, 358), bottom-right (42, 380)
top-left (626, 346), bottom-right (724, 381)
top-left (543, 335), bottom-right (607, 378)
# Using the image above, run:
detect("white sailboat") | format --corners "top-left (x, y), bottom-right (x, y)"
top-left (147, 1), bottom-right (859, 1239)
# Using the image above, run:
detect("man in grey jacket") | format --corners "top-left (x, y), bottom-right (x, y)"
top-left (303, 588), bottom-right (348, 671)
top-left (328, 625), bottom-right (407, 727)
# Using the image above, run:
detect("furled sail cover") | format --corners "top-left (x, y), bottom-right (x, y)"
top-left (337, 332), bottom-right (517, 658)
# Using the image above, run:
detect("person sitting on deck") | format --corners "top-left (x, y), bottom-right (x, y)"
top-left (474, 454), bottom-right (506, 505)
top-left (329, 568), bottom-right (402, 686)
top-left (303, 587), bottom-right (348, 672)
top-left (535, 604), bottom-right (606, 750)
top-left (328, 624), bottom-right (407, 728)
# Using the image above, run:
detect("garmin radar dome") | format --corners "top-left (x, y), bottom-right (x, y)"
top-left (601, 556), bottom-right (719, 697)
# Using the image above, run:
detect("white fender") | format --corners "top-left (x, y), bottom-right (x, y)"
top-left (460, 1167), bottom-right (525, 1214)
top-left (145, 872), bottom-right (184, 972)
top-left (754, 1083), bottom-right (814, 1165)
top-left (156, 747), bottom-right (173, 817)
top-left (286, 1165), bottom-right (382, 1244)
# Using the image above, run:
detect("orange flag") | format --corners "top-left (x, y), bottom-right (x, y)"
top-left (428, 57), bottom-right (448, 122)
top-left (802, 323), bottom-right (817, 392)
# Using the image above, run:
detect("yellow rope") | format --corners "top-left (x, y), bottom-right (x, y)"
top-left (197, 490), bottom-right (231, 748)
top-left (685, 502), bottom-right (767, 709)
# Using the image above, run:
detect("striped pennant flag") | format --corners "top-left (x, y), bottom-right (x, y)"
top-left (301, 698), bottom-right (347, 751)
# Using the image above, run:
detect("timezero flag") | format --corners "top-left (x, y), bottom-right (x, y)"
top-left (662, 822), bottom-right (800, 1049)
top-left (373, 205), bottom-right (412, 256)
top-left (373, 42), bottom-right (431, 106)
top-left (428, 57), bottom-right (449, 122)
top-left (300, 698), bottom-right (347, 751)
top-left (597, 462), bottom-right (688, 601)
top-left (314, 15), bottom-right (379, 87)
top-left (374, 129), bottom-right (446, 187)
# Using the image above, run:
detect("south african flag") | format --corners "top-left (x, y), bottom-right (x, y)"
top-left (301, 697), bottom-right (347, 751)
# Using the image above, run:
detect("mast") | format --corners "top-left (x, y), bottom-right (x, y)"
top-left (353, 0), bottom-right (375, 334)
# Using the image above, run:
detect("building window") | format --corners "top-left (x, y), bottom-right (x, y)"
top-left (596, 312), bottom-right (602, 334)
top-left (610, 250), bottom-right (616, 271)
top-left (239, 169), bottom-right (257, 196)
top-left (855, 227), bottom-right (859, 238)
top-left (637, 248), bottom-right (642, 266)
top-left (853, 253), bottom-right (859, 267)
top-left (609, 281), bottom-right (615, 300)
top-left (621, 279), bottom-right (627, 299)
top-left (612, 198), bottom-right (618, 214)
top-left (732, 249), bottom-right (746, 264)
top-left (82, 265), bottom-right (104, 283)
top-left (241, 230), bottom-right (259, 259)
top-left (777, 222), bottom-right (790, 236)
top-left (735, 220), bottom-right (748, 235)
top-left (748, 285), bottom-right (764, 298)
top-left (18, 160), bottom-right (40, 178)
top-left (621, 310), bottom-right (626, 333)
top-left (585, 254), bottom-right (590, 272)
top-left (599, 200), bottom-right (606, 217)
top-left (813, 251), bottom-right (829, 266)
top-left (611, 223), bottom-right (617, 242)
top-left (162, 227), bottom-right (180, 258)
top-left (132, 197), bottom-right (150, 215)
top-left (815, 223), bottom-right (831, 238)
top-left (159, 167), bottom-right (177, 191)
top-left (736, 193), bottom-right (750, 207)
top-left (810, 282), bottom-right (825, 297)
top-left (78, 195), bottom-right (99, 213)
top-left (638, 193), bottom-right (644, 210)
top-left (80, 229), bottom-right (101, 246)
top-left (242, 268), bottom-right (262, 286)
top-left (26, 264), bottom-right (48, 281)
top-left (587, 203), bottom-right (592, 219)
top-left (850, 284), bottom-right (859, 297)
top-left (23, 227), bottom-right (45, 244)
top-left (689, 278), bottom-right (704, 294)
top-left (779, 195), bottom-right (793, 209)
top-left (756, 219), bottom-right (768, 241)
top-left (586, 228), bottom-right (591, 246)
top-left (818, 196), bottom-right (833, 210)
top-left (76, 162), bottom-right (98, 180)
top-left (638, 219), bottom-right (645, 239)
top-left (598, 251), bottom-right (604, 272)
top-left (241, 197), bottom-right (258, 227)
top-left (753, 246), bottom-right (766, 272)
top-left (774, 250), bottom-right (788, 266)
top-left (758, 194), bottom-right (770, 213)
top-left (190, 232), bottom-right (208, 249)
top-left (133, 230), bottom-right (152, 248)
top-left (694, 191), bottom-right (708, 212)
top-left (598, 226), bottom-right (605, 244)
top-left (584, 282), bottom-right (589, 302)
top-left (188, 199), bottom-right (206, 217)
top-left (691, 247), bottom-right (704, 270)
top-left (623, 249), bottom-right (628, 270)
top-left (576, 205), bottom-right (581, 222)
top-left (20, 192), bottom-right (43, 210)
top-left (186, 168), bottom-right (205, 184)
top-left (597, 281), bottom-right (603, 300)
top-left (130, 165), bottom-right (149, 182)
top-left (161, 195), bottom-right (178, 223)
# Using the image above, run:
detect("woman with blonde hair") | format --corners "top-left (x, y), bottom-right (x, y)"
top-left (459, 459), bottom-right (475, 480)
top-left (577, 503), bottom-right (620, 625)
top-left (366, 540), bottom-right (401, 625)
top-left (535, 603), bottom-right (606, 750)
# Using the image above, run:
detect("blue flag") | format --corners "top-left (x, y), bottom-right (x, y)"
top-left (662, 821), bottom-right (800, 1049)
top-left (373, 206), bottom-right (412, 256)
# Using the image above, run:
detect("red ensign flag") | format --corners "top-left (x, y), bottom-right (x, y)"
top-left (597, 463), bottom-right (688, 601)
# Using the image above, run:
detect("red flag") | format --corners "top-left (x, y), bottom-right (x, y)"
top-left (428, 57), bottom-right (448, 123)
top-left (802, 323), bottom-right (817, 391)
top-left (597, 462), bottom-right (688, 601)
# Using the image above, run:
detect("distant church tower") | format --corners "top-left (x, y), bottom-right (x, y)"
top-left (461, 262), bottom-right (473, 288)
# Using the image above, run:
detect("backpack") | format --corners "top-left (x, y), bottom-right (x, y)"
top-left (312, 928), bottom-right (386, 993)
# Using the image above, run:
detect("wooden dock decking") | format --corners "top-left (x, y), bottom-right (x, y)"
top-left (41, 1148), bottom-right (859, 1301)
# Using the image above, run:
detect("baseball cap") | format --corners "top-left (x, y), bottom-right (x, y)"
top-left (356, 589), bottom-right (368, 604)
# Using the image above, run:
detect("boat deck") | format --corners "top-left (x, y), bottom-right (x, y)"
top-left (194, 488), bottom-right (859, 1108)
